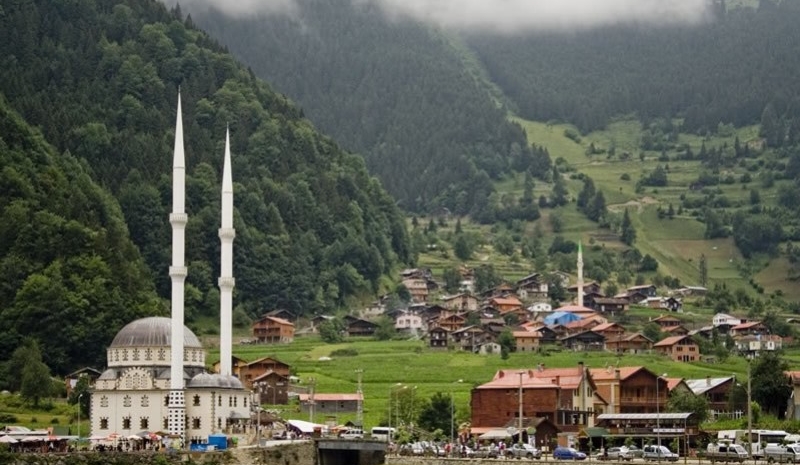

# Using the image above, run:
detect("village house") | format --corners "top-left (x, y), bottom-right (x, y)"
top-left (654, 335), bottom-right (699, 362)
top-left (65, 367), bottom-right (101, 397)
top-left (451, 325), bottom-right (493, 352)
top-left (627, 284), bottom-right (658, 298)
top-left (394, 310), bottom-right (424, 334)
top-left (729, 321), bottom-right (766, 338)
top-left (343, 315), bottom-right (379, 337)
top-left (662, 324), bottom-right (690, 336)
top-left (442, 293), bottom-right (479, 311)
top-left (262, 308), bottom-right (296, 322)
top-left (252, 315), bottom-right (295, 343)
top-left (402, 278), bottom-right (429, 303)
top-left (470, 364), bottom-right (606, 437)
top-left (478, 342), bottom-right (502, 355)
top-left (233, 356), bottom-right (291, 390)
top-left (528, 302), bottom-right (553, 313)
top-left (564, 316), bottom-right (605, 335)
top-left (567, 281), bottom-right (603, 297)
top-left (591, 322), bottom-right (626, 340)
top-left (560, 330), bottom-right (606, 351)
top-left (666, 377), bottom-right (692, 396)
top-left (516, 273), bottom-right (549, 301)
top-left (604, 333), bottom-right (653, 354)
top-left (592, 297), bottom-right (629, 315)
top-left (428, 326), bottom-right (449, 349)
top-left (685, 376), bottom-right (738, 420)
top-left (488, 296), bottom-right (524, 313)
top-left (514, 330), bottom-right (541, 352)
top-left (735, 334), bottom-right (782, 358)
top-left (676, 286), bottom-right (708, 297)
top-left (589, 366), bottom-right (667, 414)
top-left (712, 313), bottom-right (742, 332)
top-left (437, 311), bottom-right (467, 332)
top-left (251, 370), bottom-right (290, 405)
top-left (650, 315), bottom-right (683, 329)
top-left (298, 393), bottom-right (362, 415)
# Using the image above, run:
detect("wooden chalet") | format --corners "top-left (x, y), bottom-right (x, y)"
top-left (252, 315), bottom-right (295, 343)
top-left (438, 311), bottom-right (467, 332)
top-left (238, 356), bottom-right (291, 389)
top-left (516, 273), bottom-right (549, 300)
top-left (626, 284), bottom-right (657, 298)
top-left (564, 316), bottom-right (604, 334)
top-left (451, 325), bottom-right (492, 352)
top-left (592, 297), bottom-right (629, 314)
top-left (662, 324), bottom-right (690, 336)
top-left (650, 315), bottom-right (682, 329)
top-left (442, 293), bottom-right (479, 311)
top-left (589, 366), bottom-right (668, 414)
top-left (514, 330), bottom-right (542, 352)
top-left (251, 371), bottom-right (290, 404)
top-left (560, 330), bottom-right (606, 351)
top-left (604, 332), bottom-right (653, 354)
top-left (65, 367), bottom-right (101, 396)
top-left (567, 281), bottom-right (603, 296)
top-left (489, 296), bottom-right (523, 312)
top-left (428, 326), bottom-right (449, 349)
top-left (654, 335), bottom-right (699, 362)
top-left (263, 308), bottom-right (296, 322)
top-left (343, 316), bottom-right (379, 337)
top-left (591, 322), bottom-right (626, 339)
top-left (730, 321), bottom-right (767, 337)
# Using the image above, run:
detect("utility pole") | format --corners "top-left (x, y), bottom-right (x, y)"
top-left (518, 371), bottom-right (525, 446)
top-left (309, 378), bottom-right (316, 423)
top-left (355, 369), bottom-right (363, 428)
top-left (747, 361), bottom-right (753, 459)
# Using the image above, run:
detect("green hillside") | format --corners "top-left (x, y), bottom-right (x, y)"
top-left (0, 0), bottom-right (410, 379)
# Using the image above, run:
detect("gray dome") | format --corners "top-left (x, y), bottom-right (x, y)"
top-left (110, 317), bottom-right (202, 348)
top-left (188, 373), bottom-right (244, 390)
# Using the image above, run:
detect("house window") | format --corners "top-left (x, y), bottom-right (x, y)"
top-left (164, 396), bottom-right (169, 407)
top-left (100, 418), bottom-right (109, 430)
top-left (163, 418), bottom-right (168, 429)
top-left (218, 396), bottom-right (222, 407)
top-left (229, 397), bottom-right (232, 407)
top-left (234, 397), bottom-right (238, 407)
top-left (140, 418), bottom-right (149, 430)
top-left (218, 418), bottom-right (222, 429)
top-left (192, 418), bottom-right (201, 429)
top-left (244, 397), bottom-right (248, 408)
top-left (123, 417), bottom-right (131, 430)
top-left (193, 395), bottom-right (200, 406)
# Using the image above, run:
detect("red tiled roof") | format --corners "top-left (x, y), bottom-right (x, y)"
top-left (589, 366), bottom-right (646, 381)
top-left (591, 322), bottom-right (621, 332)
top-left (665, 377), bottom-right (684, 391)
top-left (731, 321), bottom-right (762, 330)
top-left (478, 367), bottom-right (584, 390)
top-left (491, 297), bottom-right (523, 306)
top-left (654, 335), bottom-right (690, 347)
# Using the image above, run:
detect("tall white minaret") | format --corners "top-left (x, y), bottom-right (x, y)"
top-left (577, 240), bottom-right (584, 308)
top-left (168, 92), bottom-right (188, 440)
top-left (218, 128), bottom-right (235, 377)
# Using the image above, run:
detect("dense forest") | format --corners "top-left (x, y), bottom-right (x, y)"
top-left (187, 0), bottom-right (548, 214)
top-left (0, 0), bottom-right (411, 377)
top-left (466, 0), bottom-right (800, 134)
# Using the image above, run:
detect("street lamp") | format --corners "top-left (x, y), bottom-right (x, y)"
top-left (656, 373), bottom-right (667, 454)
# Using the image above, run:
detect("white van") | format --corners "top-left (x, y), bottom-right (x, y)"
top-left (339, 428), bottom-right (364, 439)
top-left (764, 444), bottom-right (800, 463)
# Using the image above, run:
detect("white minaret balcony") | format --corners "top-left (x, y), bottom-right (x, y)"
top-left (218, 276), bottom-right (235, 289)
top-left (170, 212), bottom-right (188, 227)
top-left (169, 266), bottom-right (188, 278)
top-left (218, 227), bottom-right (235, 240)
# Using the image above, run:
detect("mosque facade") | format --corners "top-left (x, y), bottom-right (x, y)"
top-left (89, 95), bottom-right (249, 442)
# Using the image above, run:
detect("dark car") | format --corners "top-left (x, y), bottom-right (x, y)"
top-left (554, 446), bottom-right (588, 460)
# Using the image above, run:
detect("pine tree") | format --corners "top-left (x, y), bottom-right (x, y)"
top-left (620, 208), bottom-right (636, 245)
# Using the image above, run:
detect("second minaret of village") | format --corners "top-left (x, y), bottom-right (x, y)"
top-left (168, 93), bottom-right (188, 439)
top-left (218, 129), bottom-right (235, 376)
top-left (577, 240), bottom-right (584, 308)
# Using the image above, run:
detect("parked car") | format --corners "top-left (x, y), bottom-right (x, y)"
top-left (506, 443), bottom-right (543, 459)
top-left (473, 446), bottom-right (501, 459)
top-left (626, 445), bottom-right (644, 458)
top-left (597, 446), bottom-right (635, 461)
top-left (706, 443), bottom-right (748, 463)
top-left (554, 446), bottom-right (587, 460)
top-left (764, 443), bottom-right (800, 463)
top-left (339, 428), bottom-right (364, 439)
top-left (643, 445), bottom-right (679, 462)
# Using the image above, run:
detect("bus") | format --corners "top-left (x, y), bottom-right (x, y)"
top-left (717, 429), bottom-right (788, 458)
top-left (371, 427), bottom-right (396, 442)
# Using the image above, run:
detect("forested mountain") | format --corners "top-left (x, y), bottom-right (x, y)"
top-left (0, 96), bottom-right (160, 377)
top-left (0, 0), bottom-right (411, 376)
top-left (466, 1), bottom-right (800, 134)
top-left (186, 0), bottom-right (546, 214)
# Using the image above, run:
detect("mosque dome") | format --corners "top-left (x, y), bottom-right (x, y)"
top-left (110, 316), bottom-right (202, 349)
top-left (188, 373), bottom-right (244, 390)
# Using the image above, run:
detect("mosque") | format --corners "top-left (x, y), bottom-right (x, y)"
top-left (89, 94), bottom-right (250, 442)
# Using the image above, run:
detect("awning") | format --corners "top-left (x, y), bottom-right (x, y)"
top-left (287, 419), bottom-right (325, 434)
top-left (579, 427), bottom-right (609, 438)
top-left (478, 428), bottom-right (513, 440)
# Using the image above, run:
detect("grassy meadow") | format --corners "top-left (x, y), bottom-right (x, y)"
top-left (479, 117), bottom-right (799, 300)
top-left (210, 330), bottom-right (768, 431)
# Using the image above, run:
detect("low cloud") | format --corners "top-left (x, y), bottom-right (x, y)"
top-left (363, 0), bottom-right (712, 33)
top-left (170, 0), bottom-right (712, 32)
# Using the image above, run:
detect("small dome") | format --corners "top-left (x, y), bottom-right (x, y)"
top-left (110, 317), bottom-right (202, 348)
top-left (188, 373), bottom-right (244, 390)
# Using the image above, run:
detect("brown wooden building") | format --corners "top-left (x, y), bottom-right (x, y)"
top-left (654, 335), bottom-right (699, 362)
top-left (252, 315), bottom-right (295, 343)
top-left (604, 333), bottom-right (653, 354)
top-left (589, 366), bottom-right (667, 415)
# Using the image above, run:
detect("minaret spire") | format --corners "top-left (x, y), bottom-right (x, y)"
top-left (219, 127), bottom-right (235, 377)
top-left (168, 92), bottom-right (188, 441)
top-left (577, 240), bottom-right (584, 308)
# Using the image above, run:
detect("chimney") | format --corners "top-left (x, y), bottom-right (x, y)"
top-left (614, 368), bottom-right (621, 381)
top-left (706, 376), bottom-right (711, 386)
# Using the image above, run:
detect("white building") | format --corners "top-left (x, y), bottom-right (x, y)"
top-left (713, 313), bottom-right (741, 328)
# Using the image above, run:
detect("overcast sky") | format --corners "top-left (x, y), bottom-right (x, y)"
top-left (173, 0), bottom-right (712, 33)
